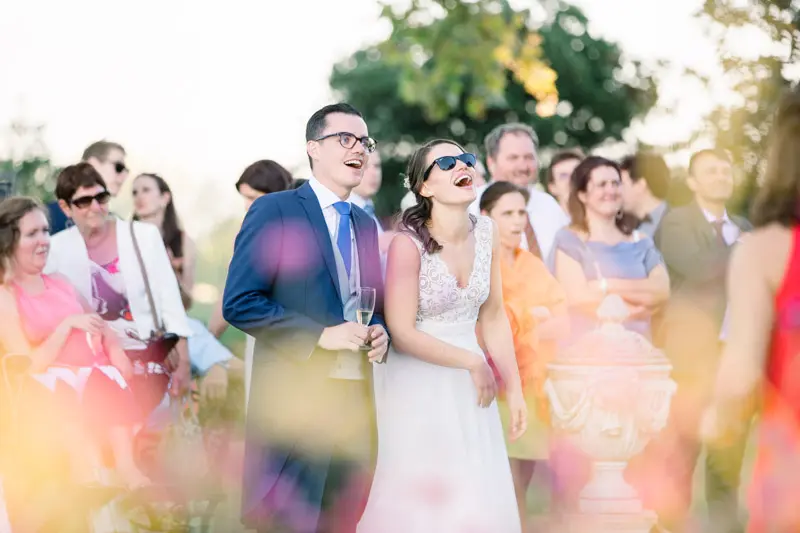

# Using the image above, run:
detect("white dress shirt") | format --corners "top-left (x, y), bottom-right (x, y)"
top-left (701, 207), bottom-right (740, 245)
top-left (470, 183), bottom-right (569, 258)
top-left (309, 177), bottom-right (355, 243)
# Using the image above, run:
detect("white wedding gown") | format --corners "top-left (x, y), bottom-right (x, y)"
top-left (358, 215), bottom-right (521, 533)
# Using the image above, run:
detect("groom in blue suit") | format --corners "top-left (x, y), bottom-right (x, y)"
top-left (223, 103), bottom-right (389, 533)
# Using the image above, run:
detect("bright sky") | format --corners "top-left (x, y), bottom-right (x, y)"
top-left (0, 0), bottom-right (740, 236)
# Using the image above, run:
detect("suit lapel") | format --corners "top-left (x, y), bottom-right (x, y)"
top-left (297, 184), bottom-right (341, 296)
top-left (352, 208), bottom-right (372, 289)
top-left (689, 202), bottom-right (720, 248)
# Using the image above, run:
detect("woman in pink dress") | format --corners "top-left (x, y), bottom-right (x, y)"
top-left (0, 196), bottom-right (147, 488)
top-left (702, 88), bottom-right (800, 532)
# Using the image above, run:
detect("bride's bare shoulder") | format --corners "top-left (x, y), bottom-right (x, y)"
top-left (389, 232), bottom-right (422, 256)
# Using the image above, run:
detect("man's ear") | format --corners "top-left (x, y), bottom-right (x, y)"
top-left (307, 140), bottom-right (320, 167)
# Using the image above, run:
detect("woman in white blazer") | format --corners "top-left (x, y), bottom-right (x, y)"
top-left (44, 163), bottom-right (192, 414)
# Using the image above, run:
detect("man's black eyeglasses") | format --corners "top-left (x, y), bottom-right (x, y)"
top-left (315, 132), bottom-right (377, 154)
top-left (70, 190), bottom-right (111, 209)
top-left (423, 153), bottom-right (477, 180)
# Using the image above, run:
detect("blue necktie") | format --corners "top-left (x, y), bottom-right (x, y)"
top-left (333, 202), bottom-right (352, 277)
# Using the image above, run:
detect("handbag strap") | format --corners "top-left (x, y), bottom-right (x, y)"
top-left (129, 221), bottom-right (165, 334)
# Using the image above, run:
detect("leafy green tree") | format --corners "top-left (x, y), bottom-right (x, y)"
top-left (0, 122), bottom-right (59, 202)
top-left (695, 0), bottom-right (798, 214)
top-left (330, 0), bottom-right (658, 214)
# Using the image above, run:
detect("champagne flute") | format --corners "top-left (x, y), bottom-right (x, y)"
top-left (357, 287), bottom-right (376, 352)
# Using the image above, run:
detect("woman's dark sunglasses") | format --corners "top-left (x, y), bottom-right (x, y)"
top-left (314, 132), bottom-right (377, 154)
top-left (423, 153), bottom-right (477, 180)
top-left (70, 190), bottom-right (111, 209)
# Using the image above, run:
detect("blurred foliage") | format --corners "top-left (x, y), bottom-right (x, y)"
top-left (694, 0), bottom-right (799, 215)
top-left (0, 122), bottom-right (59, 202)
top-left (190, 215), bottom-right (248, 356)
top-left (330, 0), bottom-right (658, 215)
top-left (377, 0), bottom-right (559, 122)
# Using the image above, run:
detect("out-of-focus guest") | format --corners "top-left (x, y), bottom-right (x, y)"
top-left (236, 160), bottom-right (293, 212)
top-left (546, 149), bottom-right (584, 218)
top-left (474, 159), bottom-right (488, 188)
top-left (350, 151), bottom-right (395, 253)
top-left (209, 160), bottom-right (294, 339)
top-left (207, 159), bottom-right (293, 409)
top-left (291, 178), bottom-right (308, 190)
top-left (547, 156), bottom-right (669, 339)
top-left (643, 148), bottom-right (752, 532)
top-left (44, 163), bottom-right (192, 416)
top-left (48, 141), bottom-right (129, 235)
top-left (620, 152), bottom-right (671, 239)
top-left (350, 151), bottom-right (396, 274)
top-left (132, 174), bottom-right (195, 294)
top-left (470, 123), bottom-right (569, 259)
top-left (480, 181), bottom-right (568, 527)
top-left (702, 87), bottom-right (800, 533)
top-left (0, 196), bottom-right (147, 489)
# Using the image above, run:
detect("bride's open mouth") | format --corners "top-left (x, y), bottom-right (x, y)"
top-left (453, 173), bottom-right (473, 188)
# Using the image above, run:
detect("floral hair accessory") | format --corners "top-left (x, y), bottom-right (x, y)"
top-left (402, 175), bottom-right (411, 190)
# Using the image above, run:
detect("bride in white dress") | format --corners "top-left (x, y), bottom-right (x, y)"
top-left (358, 140), bottom-right (527, 533)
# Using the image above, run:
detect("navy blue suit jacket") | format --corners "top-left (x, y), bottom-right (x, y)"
top-left (222, 182), bottom-right (385, 529)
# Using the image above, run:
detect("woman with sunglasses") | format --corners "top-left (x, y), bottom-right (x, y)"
top-left (358, 140), bottom-right (525, 533)
top-left (45, 163), bottom-right (193, 417)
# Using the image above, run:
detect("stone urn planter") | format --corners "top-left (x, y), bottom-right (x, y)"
top-left (545, 295), bottom-right (676, 531)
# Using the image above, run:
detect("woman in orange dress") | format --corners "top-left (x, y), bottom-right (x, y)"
top-left (480, 181), bottom-right (569, 526)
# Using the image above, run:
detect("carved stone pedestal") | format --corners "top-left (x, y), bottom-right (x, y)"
top-left (545, 295), bottom-right (675, 533)
top-left (560, 511), bottom-right (658, 533)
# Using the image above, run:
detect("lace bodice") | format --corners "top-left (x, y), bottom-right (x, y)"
top-left (407, 215), bottom-right (493, 324)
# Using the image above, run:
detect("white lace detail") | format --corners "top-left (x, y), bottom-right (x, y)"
top-left (406, 215), bottom-right (493, 324)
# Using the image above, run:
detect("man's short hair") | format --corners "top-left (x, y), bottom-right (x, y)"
top-left (55, 162), bottom-right (108, 202)
top-left (687, 148), bottom-right (731, 176)
top-left (304, 103), bottom-right (364, 168)
top-left (620, 152), bottom-right (671, 200)
top-left (546, 150), bottom-right (585, 184)
top-left (305, 103), bottom-right (364, 142)
top-left (484, 123), bottom-right (539, 160)
top-left (81, 140), bottom-right (125, 162)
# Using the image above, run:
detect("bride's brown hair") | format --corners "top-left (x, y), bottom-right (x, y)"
top-left (402, 139), bottom-right (470, 254)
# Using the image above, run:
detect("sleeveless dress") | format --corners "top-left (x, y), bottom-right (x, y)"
top-left (14, 275), bottom-right (140, 430)
top-left (358, 215), bottom-right (521, 533)
top-left (748, 225), bottom-right (800, 533)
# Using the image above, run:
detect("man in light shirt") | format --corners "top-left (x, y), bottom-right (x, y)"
top-left (349, 150), bottom-right (395, 266)
top-left (469, 123), bottom-right (569, 259)
top-left (545, 149), bottom-right (584, 218)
